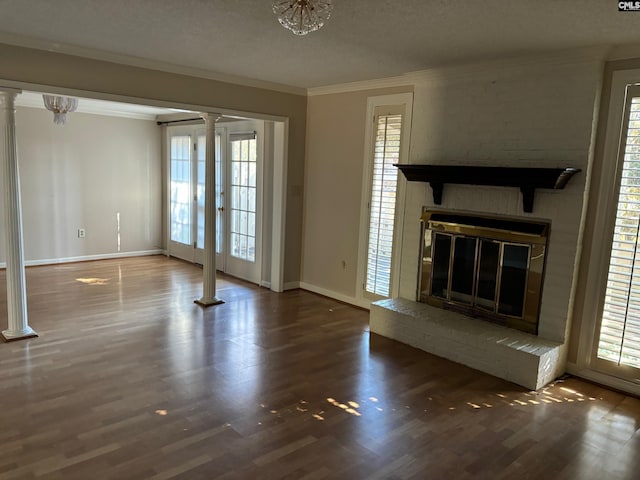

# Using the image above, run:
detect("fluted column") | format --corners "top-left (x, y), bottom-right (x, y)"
top-left (195, 113), bottom-right (224, 307)
top-left (1, 88), bottom-right (37, 341)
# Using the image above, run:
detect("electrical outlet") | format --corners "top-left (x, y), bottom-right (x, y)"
top-left (78, 228), bottom-right (86, 238)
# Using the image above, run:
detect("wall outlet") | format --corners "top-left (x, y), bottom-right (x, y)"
top-left (78, 228), bottom-right (86, 238)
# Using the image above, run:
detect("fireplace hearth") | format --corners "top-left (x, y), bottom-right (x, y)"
top-left (419, 210), bottom-right (549, 335)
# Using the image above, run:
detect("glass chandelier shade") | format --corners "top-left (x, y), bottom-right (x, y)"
top-left (272, 0), bottom-right (333, 36)
top-left (42, 95), bottom-right (79, 125)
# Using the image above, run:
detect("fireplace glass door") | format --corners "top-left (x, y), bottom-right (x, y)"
top-left (498, 244), bottom-right (530, 317)
top-left (430, 233), bottom-right (530, 316)
top-left (421, 213), bottom-right (545, 335)
top-left (450, 237), bottom-right (477, 304)
top-left (476, 240), bottom-right (500, 310)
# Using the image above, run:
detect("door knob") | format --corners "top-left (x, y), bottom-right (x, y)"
top-left (218, 206), bottom-right (224, 212)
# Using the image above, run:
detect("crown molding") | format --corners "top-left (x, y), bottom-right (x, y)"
top-left (307, 74), bottom-right (415, 97)
top-left (0, 33), bottom-right (307, 97)
top-left (405, 46), bottom-right (609, 85)
top-left (307, 46), bottom-right (610, 96)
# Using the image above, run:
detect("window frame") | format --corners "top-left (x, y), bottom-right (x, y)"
top-left (574, 71), bottom-right (640, 394)
top-left (356, 93), bottom-right (413, 304)
top-left (590, 84), bottom-right (640, 377)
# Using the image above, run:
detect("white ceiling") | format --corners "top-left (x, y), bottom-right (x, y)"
top-left (0, 0), bottom-right (639, 90)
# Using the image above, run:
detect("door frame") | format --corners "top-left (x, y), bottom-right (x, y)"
top-left (164, 118), bottom-right (278, 287)
top-left (221, 119), bottom-right (265, 285)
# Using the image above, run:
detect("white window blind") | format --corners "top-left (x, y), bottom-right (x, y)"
top-left (598, 95), bottom-right (640, 369)
top-left (365, 113), bottom-right (403, 297)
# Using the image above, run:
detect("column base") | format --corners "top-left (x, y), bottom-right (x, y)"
top-left (2, 326), bottom-right (38, 342)
top-left (194, 297), bottom-right (225, 307)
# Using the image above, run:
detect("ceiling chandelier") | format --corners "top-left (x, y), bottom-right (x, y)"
top-left (272, 0), bottom-right (333, 36)
top-left (42, 94), bottom-right (79, 125)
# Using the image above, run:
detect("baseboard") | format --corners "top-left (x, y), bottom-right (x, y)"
top-left (0, 249), bottom-right (164, 269)
top-left (566, 362), bottom-right (640, 396)
top-left (283, 281), bottom-right (300, 291)
top-left (260, 280), bottom-right (271, 289)
top-left (298, 281), bottom-right (371, 309)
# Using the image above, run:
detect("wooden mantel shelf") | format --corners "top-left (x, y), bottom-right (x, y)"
top-left (394, 164), bottom-right (581, 213)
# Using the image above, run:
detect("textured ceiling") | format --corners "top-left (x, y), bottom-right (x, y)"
top-left (0, 0), bottom-right (638, 89)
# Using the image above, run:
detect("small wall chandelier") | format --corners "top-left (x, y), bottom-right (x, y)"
top-left (42, 95), bottom-right (79, 125)
top-left (272, 0), bottom-right (333, 36)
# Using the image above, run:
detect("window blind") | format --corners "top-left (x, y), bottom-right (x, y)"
top-left (365, 113), bottom-right (403, 297)
top-left (598, 95), bottom-right (640, 369)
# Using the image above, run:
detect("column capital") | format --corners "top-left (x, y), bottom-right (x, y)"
top-left (0, 88), bottom-right (21, 109)
top-left (200, 112), bottom-right (223, 124)
top-left (0, 87), bottom-right (22, 95)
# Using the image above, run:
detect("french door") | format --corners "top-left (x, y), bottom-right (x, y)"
top-left (168, 127), bottom-right (207, 263)
top-left (222, 124), bottom-right (263, 284)
top-left (167, 122), bottom-right (262, 284)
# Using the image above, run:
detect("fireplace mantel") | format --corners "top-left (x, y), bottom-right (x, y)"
top-left (394, 164), bottom-right (580, 213)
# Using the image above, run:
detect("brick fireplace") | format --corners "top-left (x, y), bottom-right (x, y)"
top-left (369, 165), bottom-right (583, 390)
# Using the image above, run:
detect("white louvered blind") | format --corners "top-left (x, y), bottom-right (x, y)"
top-left (598, 95), bottom-right (640, 369)
top-left (365, 113), bottom-right (403, 297)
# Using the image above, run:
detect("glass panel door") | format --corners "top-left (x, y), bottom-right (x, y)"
top-left (230, 134), bottom-right (257, 261)
top-left (224, 125), bottom-right (262, 284)
top-left (168, 134), bottom-right (195, 262)
top-left (168, 127), bottom-right (218, 266)
top-left (192, 130), bottom-right (224, 267)
top-left (167, 123), bottom-right (261, 281)
top-left (215, 132), bottom-right (225, 270)
top-left (196, 134), bottom-right (206, 251)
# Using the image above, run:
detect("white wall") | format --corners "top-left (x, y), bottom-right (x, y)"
top-left (0, 106), bottom-right (162, 264)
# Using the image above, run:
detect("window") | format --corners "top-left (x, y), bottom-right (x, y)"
top-left (357, 93), bottom-right (412, 304)
top-left (170, 135), bottom-right (192, 246)
top-left (365, 112), bottom-right (403, 296)
top-left (597, 93), bottom-right (640, 369)
top-left (229, 132), bottom-right (257, 262)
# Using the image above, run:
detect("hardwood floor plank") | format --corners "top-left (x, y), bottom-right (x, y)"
top-left (0, 256), bottom-right (639, 479)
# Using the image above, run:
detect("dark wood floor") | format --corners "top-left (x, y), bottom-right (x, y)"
top-left (0, 256), bottom-right (639, 479)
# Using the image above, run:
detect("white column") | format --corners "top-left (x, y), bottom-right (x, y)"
top-left (195, 113), bottom-right (224, 307)
top-left (0, 88), bottom-right (37, 342)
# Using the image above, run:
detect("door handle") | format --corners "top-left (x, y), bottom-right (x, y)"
top-left (218, 206), bottom-right (224, 212)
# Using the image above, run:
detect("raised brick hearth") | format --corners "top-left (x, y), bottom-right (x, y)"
top-left (370, 298), bottom-right (564, 390)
